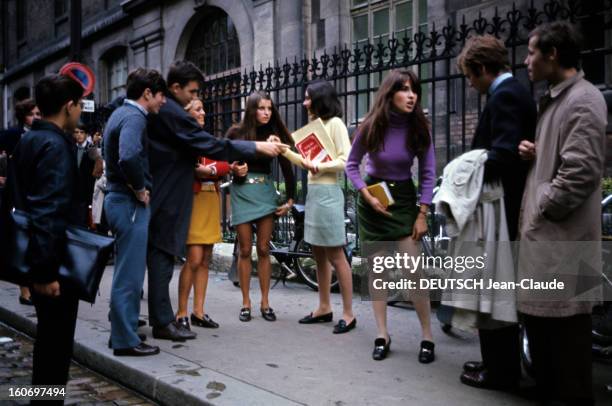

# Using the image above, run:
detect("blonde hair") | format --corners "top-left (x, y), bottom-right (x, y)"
top-left (184, 98), bottom-right (203, 112)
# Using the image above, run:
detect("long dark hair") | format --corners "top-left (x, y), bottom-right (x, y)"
top-left (231, 91), bottom-right (293, 145)
top-left (358, 70), bottom-right (431, 156)
top-left (305, 79), bottom-right (343, 120)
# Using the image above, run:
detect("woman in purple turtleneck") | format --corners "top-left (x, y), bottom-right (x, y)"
top-left (345, 70), bottom-right (436, 363)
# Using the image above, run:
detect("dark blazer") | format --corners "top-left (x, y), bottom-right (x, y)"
top-left (75, 141), bottom-right (96, 204)
top-left (10, 120), bottom-right (77, 283)
top-left (471, 76), bottom-right (537, 240)
top-left (0, 126), bottom-right (26, 156)
top-left (147, 95), bottom-right (256, 256)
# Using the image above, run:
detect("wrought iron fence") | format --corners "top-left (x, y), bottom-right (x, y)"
top-left (85, 0), bottom-right (612, 245)
top-left (200, 0), bottom-right (611, 243)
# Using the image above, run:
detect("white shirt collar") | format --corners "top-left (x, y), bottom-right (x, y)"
top-left (124, 99), bottom-right (148, 116)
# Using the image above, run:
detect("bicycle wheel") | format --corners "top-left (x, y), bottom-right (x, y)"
top-left (293, 239), bottom-right (340, 291)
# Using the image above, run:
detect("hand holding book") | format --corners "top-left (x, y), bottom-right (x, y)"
top-left (302, 154), bottom-right (319, 175)
top-left (360, 182), bottom-right (393, 218)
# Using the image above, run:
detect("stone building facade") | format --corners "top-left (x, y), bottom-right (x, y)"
top-left (1, 0), bottom-right (609, 174)
top-left (0, 0), bottom-right (543, 126)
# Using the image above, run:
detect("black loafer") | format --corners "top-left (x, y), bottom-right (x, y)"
top-left (333, 318), bottom-right (356, 334)
top-left (261, 308), bottom-right (276, 322)
top-left (299, 312), bottom-right (333, 324)
top-left (108, 333), bottom-right (147, 349)
top-left (418, 340), bottom-right (435, 364)
top-left (176, 316), bottom-right (190, 331)
top-left (239, 308), bottom-right (252, 322)
top-left (19, 296), bottom-right (33, 306)
top-left (460, 369), bottom-right (518, 391)
top-left (191, 313), bottom-right (219, 328)
top-left (153, 321), bottom-right (196, 341)
top-left (372, 337), bottom-right (391, 361)
top-left (463, 360), bottom-right (484, 373)
top-left (113, 342), bottom-right (160, 357)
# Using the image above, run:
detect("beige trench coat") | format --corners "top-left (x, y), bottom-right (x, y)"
top-left (518, 71), bottom-right (607, 317)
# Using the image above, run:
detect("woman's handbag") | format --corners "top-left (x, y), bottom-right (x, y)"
top-left (8, 209), bottom-right (114, 303)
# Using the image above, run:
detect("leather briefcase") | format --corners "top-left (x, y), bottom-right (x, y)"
top-left (7, 209), bottom-right (114, 303)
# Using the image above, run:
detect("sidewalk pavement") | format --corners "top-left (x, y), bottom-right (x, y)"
top-left (1, 243), bottom-right (610, 405)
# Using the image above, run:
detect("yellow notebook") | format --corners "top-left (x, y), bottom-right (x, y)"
top-left (367, 181), bottom-right (395, 208)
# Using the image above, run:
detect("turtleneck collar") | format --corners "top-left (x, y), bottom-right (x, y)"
top-left (388, 109), bottom-right (410, 128)
top-left (256, 122), bottom-right (274, 136)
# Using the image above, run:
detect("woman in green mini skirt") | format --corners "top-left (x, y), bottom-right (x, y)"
top-left (346, 70), bottom-right (437, 363)
top-left (227, 91), bottom-right (296, 323)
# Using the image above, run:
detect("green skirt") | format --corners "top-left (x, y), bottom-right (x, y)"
top-left (230, 173), bottom-right (279, 226)
top-left (357, 176), bottom-right (418, 242)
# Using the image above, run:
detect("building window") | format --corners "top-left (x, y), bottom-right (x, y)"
top-left (16, 0), bottom-right (26, 42)
top-left (351, 0), bottom-right (429, 120)
top-left (54, 0), bottom-right (69, 37)
top-left (351, 0), bottom-right (427, 47)
top-left (186, 7), bottom-right (241, 77)
top-left (102, 48), bottom-right (128, 103)
top-left (54, 0), bottom-right (69, 19)
top-left (312, 0), bottom-right (325, 50)
top-left (186, 7), bottom-right (242, 139)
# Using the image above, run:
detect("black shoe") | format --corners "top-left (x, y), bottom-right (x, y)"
top-left (333, 318), bottom-right (356, 334)
top-left (152, 321), bottom-right (196, 341)
top-left (113, 342), bottom-right (160, 357)
top-left (299, 312), bottom-right (333, 324)
top-left (108, 333), bottom-right (146, 349)
top-left (191, 313), bottom-right (219, 328)
top-left (19, 296), bottom-right (33, 306)
top-left (239, 308), bottom-right (252, 322)
top-left (419, 340), bottom-right (435, 364)
top-left (138, 319), bottom-right (146, 328)
top-left (460, 369), bottom-right (518, 391)
top-left (260, 308), bottom-right (276, 322)
top-left (176, 316), bottom-right (190, 331)
top-left (463, 360), bottom-right (484, 373)
top-left (372, 337), bottom-right (391, 361)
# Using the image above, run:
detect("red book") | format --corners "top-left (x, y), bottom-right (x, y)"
top-left (295, 132), bottom-right (332, 165)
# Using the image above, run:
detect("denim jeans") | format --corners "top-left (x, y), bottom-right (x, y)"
top-left (104, 191), bottom-right (150, 349)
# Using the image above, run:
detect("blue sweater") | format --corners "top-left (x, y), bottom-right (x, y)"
top-left (103, 101), bottom-right (151, 194)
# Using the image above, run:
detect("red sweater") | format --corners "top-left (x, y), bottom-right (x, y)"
top-left (192, 157), bottom-right (230, 193)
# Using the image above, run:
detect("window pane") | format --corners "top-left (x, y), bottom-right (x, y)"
top-left (312, 0), bottom-right (320, 21)
top-left (317, 19), bottom-right (326, 49)
top-left (186, 9), bottom-right (241, 75)
top-left (356, 74), bottom-right (368, 119)
top-left (419, 64), bottom-right (430, 109)
top-left (353, 14), bottom-right (368, 42)
top-left (396, 1), bottom-right (412, 31)
top-left (419, 0), bottom-right (427, 25)
top-left (373, 8), bottom-right (389, 37)
top-left (107, 53), bottom-right (127, 102)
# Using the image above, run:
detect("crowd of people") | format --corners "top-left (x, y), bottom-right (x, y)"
top-left (0, 21), bottom-right (608, 406)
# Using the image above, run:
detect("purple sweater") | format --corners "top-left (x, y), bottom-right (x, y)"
top-left (345, 111), bottom-right (436, 204)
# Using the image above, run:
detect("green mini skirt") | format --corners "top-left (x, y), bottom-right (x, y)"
top-left (230, 173), bottom-right (279, 226)
top-left (357, 176), bottom-right (418, 242)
